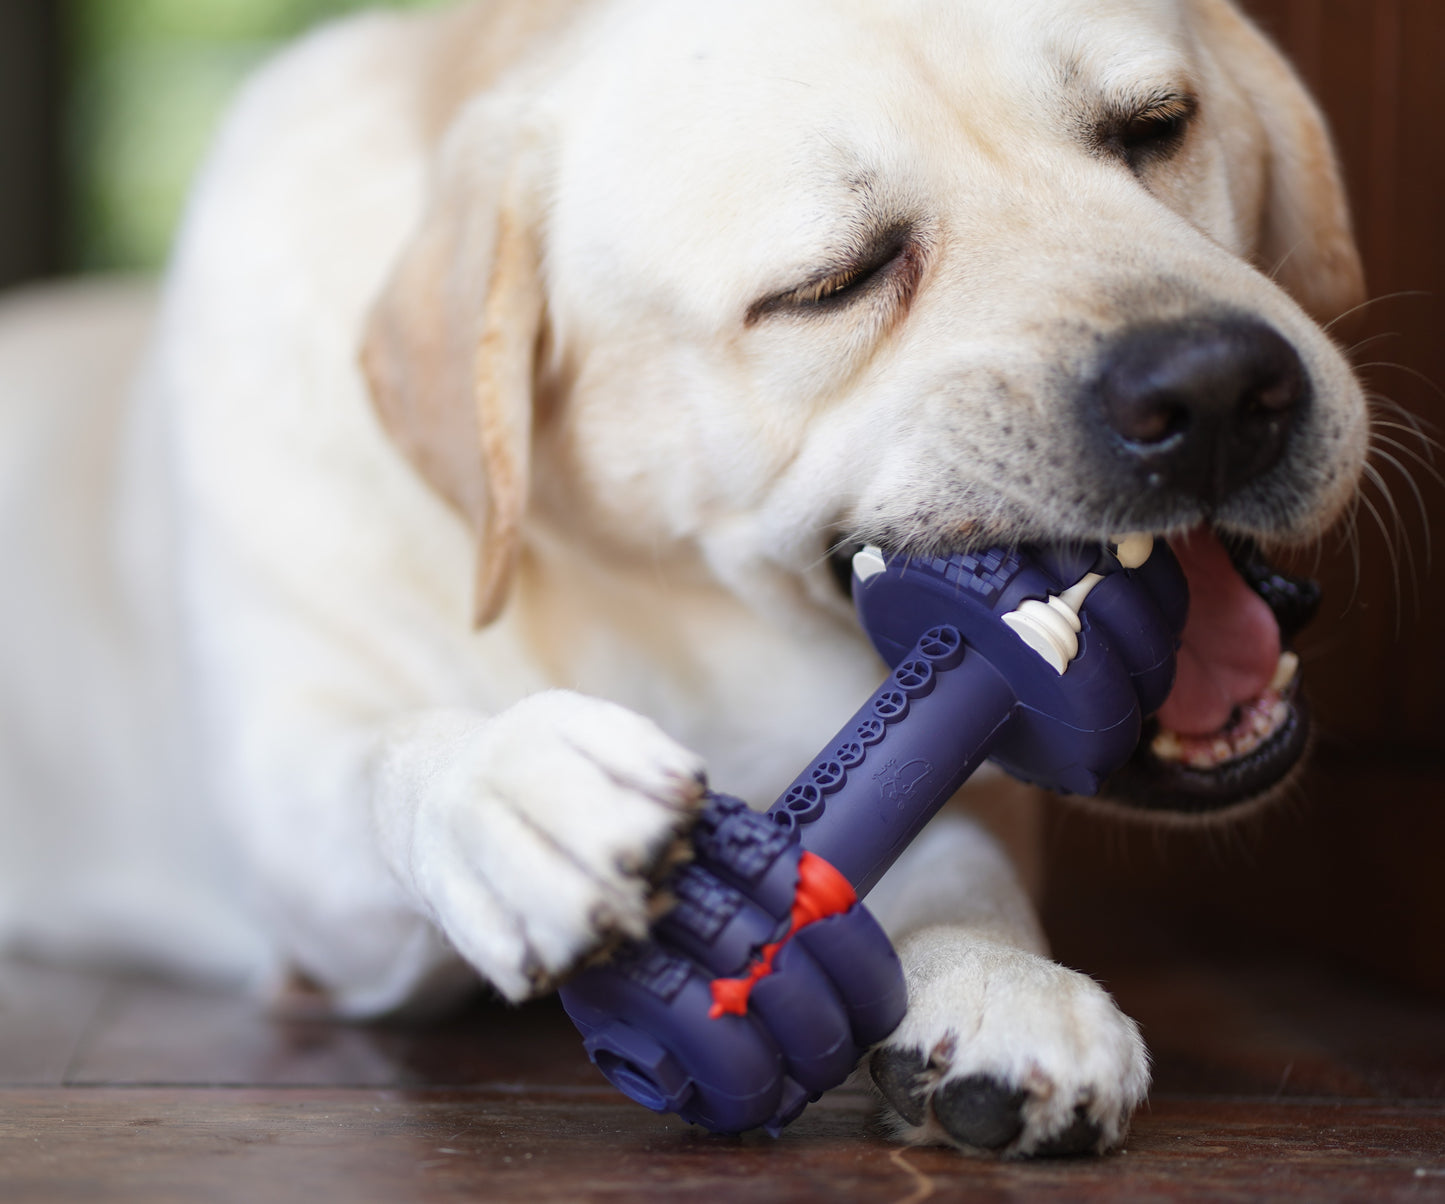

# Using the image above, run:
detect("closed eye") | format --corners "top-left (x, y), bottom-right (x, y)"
top-left (747, 224), bottom-right (921, 324)
top-left (1098, 93), bottom-right (1197, 171)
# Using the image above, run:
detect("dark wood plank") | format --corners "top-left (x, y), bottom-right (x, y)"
top-left (66, 978), bottom-right (600, 1090)
top-left (42, 950), bottom-right (1445, 1099)
top-left (0, 961), bottom-right (113, 1087)
top-left (1, 1089), bottom-right (1442, 1204)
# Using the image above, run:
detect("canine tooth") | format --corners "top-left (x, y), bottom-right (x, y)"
top-left (1270, 651), bottom-right (1300, 693)
top-left (852, 545), bottom-right (888, 582)
top-left (1110, 532), bottom-right (1155, 569)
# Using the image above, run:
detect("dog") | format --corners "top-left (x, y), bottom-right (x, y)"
top-left (0, 0), bottom-right (1366, 1157)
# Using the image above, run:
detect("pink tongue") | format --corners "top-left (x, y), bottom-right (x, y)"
top-left (1157, 528), bottom-right (1282, 737)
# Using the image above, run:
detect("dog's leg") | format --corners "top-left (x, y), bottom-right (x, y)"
top-left (367, 691), bottom-right (707, 1006)
top-left (200, 679), bottom-right (706, 1017)
top-left (863, 797), bottom-right (1148, 1157)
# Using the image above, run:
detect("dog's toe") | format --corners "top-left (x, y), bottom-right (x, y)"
top-left (931, 1074), bottom-right (1029, 1150)
top-left (1030, 1103), bottom-right (1104, 1158)
top-left (869, 1045), bottom-right (932, 1127)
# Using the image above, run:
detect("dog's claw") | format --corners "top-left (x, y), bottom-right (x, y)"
top-left (870, 1046), bottom-right (932, 1126)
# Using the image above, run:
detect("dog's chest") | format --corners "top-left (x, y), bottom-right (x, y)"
top-left (511, 556), bottom-right (883, 807)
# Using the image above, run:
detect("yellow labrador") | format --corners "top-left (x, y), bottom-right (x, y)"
top-left (0, 0), bottom-right (1365, 1157)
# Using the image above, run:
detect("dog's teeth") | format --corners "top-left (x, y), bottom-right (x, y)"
top-left (1152, 681), bottom-right (1296, 771)
top-left (1110, 532), bottom-right (1155, 569)
top-left (1270, 651), bottom-right (1300, 693)
top-left (1151, 730), bottom-right (1184, 762)
top-left (852, 545), bottom-right (888, 582)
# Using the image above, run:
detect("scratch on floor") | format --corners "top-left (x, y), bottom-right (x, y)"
top-left (888, 1145), bottom-right (936, 1204)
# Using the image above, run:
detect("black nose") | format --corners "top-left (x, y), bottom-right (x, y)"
top-left (1096, 317), bottom-right (1307, 503)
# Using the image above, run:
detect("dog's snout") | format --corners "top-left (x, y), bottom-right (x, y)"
top-left (1096, 318), bottom-right (1307, 503)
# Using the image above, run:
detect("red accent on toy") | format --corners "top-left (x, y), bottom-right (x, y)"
top-left (707, 851), bottom-right (858, 1019)
top-left (791, 850), bottom-right (857, 926)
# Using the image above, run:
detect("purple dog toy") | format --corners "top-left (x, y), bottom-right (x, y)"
top-left (560, 536), bottom-right (1187, 1134)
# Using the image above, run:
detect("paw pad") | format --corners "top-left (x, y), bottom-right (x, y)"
top-left (870, 1048), bottom-right (1107, 1157)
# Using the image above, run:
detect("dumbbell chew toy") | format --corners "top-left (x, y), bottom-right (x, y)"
top-left (559, 535), bottom-right (1188, 1135)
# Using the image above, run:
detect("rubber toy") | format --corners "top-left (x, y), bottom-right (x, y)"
top-left (559, 535), bottom-right (1188, 1134)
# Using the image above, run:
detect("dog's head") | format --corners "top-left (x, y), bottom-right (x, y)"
top-left (363, 0), bottom-right (1367, 814)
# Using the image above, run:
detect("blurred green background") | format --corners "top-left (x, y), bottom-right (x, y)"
top-left (69, 0), bottom-right (441, 271)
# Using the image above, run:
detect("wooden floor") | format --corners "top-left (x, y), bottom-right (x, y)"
top-left (3, 942), bottom-right (1444, 1203)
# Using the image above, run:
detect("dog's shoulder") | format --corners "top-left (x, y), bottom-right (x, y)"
top-left (198, 0), bottom-right (592, 170)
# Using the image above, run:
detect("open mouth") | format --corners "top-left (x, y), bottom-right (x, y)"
top-left (830, 526), bottom-right (1321, 815)
top-left (1103, 527), bottom-right (1319, 814)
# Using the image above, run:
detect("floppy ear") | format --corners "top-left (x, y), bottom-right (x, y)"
top-left (1196, 0), bottom-right (1366, 324)
top-left (361, 96), bottom-right (546, 627)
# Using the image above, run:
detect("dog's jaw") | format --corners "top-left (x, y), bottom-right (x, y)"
top-left (825, 525), bottom-right (1322, 817)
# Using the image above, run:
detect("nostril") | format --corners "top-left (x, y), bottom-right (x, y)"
top-left (1255, 373), bottom-right (1301, 413)
top-left (1244, 337), bottom-right (1305, 415)
top-left (1104, 384), bottom-right (1191, 448)
top-left (1095, 316), bottom-right (1309, 502)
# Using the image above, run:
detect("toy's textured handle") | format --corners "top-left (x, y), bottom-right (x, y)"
top-left (767, 624), bottom-right (1014, 896)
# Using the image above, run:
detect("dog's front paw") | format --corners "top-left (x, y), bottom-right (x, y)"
top-left (869, 929), bottom-right (1148, 1158)
top-left (402, 692), bottom-right (706, 1001)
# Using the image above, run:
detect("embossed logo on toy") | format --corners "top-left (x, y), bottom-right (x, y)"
top-left (873, 757), bottom-right (934, 809)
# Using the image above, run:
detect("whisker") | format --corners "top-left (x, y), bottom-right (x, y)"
top-left (1369, 447), bottom-right (1434, 573)
top-left (1372, 392), bottom-right (1442, 431)
top-left (1305, 530), bottom-right (1324, 581)
top-left (1356, 360), bottom-right (1445, 402)
top-left (1370, 431), bottom-right (1445, 489)
top-left (1354, 483), bottom-right (1404, 631)
top-left (1361, 460), bottom-right (1416, 591)
top-left (1334, 493), bottom-right (1363, 614)
top-left (1321, 289), bottom-right (1430, 334)
top-left (1344, 331), bottom-right (1404, 359)
top-left (1263, 238), bottom-right (1306, 289)
top-left (1370, 420), bottom-right (1442, 463)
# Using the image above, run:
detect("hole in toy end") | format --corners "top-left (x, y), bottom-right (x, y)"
top-left (594, 1050), bottom-right (676, 1113)
top-left (582, 1023), bottom-right (696, 1116)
